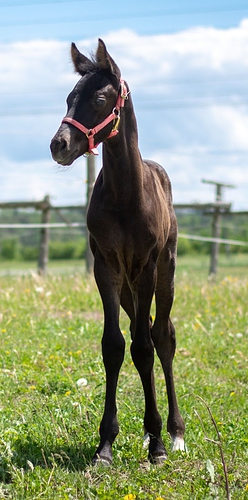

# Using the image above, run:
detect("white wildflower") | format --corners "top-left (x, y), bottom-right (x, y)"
top-left (76, 377), bottom-right (88, 388)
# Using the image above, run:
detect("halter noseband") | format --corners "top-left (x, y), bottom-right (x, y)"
top-left (62, 79), bottom-right (128, 156)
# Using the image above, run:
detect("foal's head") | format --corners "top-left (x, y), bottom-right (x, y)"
top-left (50, 39), bottom-right (121, 165)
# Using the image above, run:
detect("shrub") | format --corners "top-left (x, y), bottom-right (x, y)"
top-left (177, 238), bottom-right (192, 255)
top-left (191, 239), bottom-right (211, 254)
top-left (49, 241), bottom-right (76, 260)
top-left (49, 238), bottom-right (87, 260)
top-left (20, 246), bottom-right (39, 261)
top-left (73, 238), bottom-right (87, 259)
top-left (0, 238), bottom-right (19, 260)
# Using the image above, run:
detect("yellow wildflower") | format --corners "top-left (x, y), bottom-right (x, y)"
top-left (65, 390), bottom-right (71, 397)
top-left (123, 495), bottom-right (136, 500)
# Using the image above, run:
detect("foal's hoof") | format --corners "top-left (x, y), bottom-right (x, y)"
top-left (148, 435), bottom-right (167, 465)
top-left (148, 454), bottom-right (168, 465)
top-left (171, 436), bottom-right (186, 452)
top-left (92, 454), bottom-right (112, 467)
top-left (148, 452), bottom-right (168, 465)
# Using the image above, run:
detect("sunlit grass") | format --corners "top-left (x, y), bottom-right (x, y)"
top-left (0, 258), bottom-right (247, 499)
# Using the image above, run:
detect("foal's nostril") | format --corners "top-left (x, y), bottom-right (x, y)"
top-left (58, 139), bottom-right (68, 153)
top-left (50, 137), bottom-right (68, 158)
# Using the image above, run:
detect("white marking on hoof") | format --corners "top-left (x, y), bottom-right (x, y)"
top-left (171, 436), bottom-right (187, 452)
top-left (142, 432), bottom-right (150, 449)
top-left (92, 455), bottom-right (112, 467)
top-left (152, 454), bottom-right (168, 465)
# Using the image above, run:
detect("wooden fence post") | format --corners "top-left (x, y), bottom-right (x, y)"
top-left (86, 155), bottom-right (95, 273)
top-left (209, 208), bottom-right (221, 275)
top-left (38, 195), bottom-right (50, 275)
top-left (202, 179), bottom-right (235, 275)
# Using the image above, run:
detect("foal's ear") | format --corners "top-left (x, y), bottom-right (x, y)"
top-left (71, 42), bottom-right (92, 75)
top-left (96, 39), bottom-right (121, 80)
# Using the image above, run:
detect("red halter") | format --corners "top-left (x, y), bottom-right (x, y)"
top-left (62, 79), bottom-right (128, 156)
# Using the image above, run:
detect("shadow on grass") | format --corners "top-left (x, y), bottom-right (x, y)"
top-left (0, 436), bottom-right (96, 483)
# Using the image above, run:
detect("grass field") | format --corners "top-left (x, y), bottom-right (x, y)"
top-left (0, 255), bottom-right (247, 499)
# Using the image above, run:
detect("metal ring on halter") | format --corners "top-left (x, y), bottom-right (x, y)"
top-left (111, 108), bottom-right (120, 131)
top-left (120, 81), bottom-right (129, 99)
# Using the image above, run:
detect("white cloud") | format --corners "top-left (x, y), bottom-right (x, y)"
top-left (211, 105), bottom-right (248, 149)
top-left (0, 155), bottom-right (89, 205)
top-left (0, 23), bottom-right (248, 209)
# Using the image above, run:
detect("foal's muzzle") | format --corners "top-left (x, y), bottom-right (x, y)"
top-left (50, 128), bottom-right (80, 166)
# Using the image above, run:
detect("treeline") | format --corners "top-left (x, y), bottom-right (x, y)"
top-left (0, 208), bottom-right (247, 260)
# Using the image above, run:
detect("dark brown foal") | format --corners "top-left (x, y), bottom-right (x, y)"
top-left (50, 38), bottom-right (185, 465)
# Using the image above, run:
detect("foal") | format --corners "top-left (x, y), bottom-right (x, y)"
top-left (50, 39), bottom-right (185, 465)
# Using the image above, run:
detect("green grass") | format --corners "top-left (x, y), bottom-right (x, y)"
top-left (0, 252), bottom-right (247, 277)
top-left (0, 256), bottom-right (247, 499)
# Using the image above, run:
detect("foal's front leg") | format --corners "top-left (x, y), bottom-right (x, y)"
top-left (92, 253), bottom-right (125, 465)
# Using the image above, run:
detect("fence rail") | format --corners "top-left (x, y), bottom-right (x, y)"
top-left (178, 233), bottom-right (248, 246)
top-left (0, 223), bottom-right (247, 247)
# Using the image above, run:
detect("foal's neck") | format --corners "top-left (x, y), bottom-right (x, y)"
top-left (102, 96), bottom-right (144, 204)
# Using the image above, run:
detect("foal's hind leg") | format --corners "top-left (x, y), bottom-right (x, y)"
top-left (130, 260), bottom-right (167, 463)
top-left (121, 277), bottom-right (153, 339)
top-left (120, 276), bottom-right (136, 338)
top-left (152, 244), bottom-right (185, 452)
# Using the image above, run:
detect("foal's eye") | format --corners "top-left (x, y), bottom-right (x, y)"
top-left (94, 96), bottom-right (106, 107)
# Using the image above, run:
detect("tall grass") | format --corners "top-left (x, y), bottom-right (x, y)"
top-left (0, 256), bottom-right (247, 499)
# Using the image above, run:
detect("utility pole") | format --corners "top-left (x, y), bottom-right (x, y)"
top-left (85, 155), bottom-right (96, 273)
top-left (202, 179), bottom-right (235, 275)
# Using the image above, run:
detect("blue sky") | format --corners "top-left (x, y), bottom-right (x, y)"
top-left (2, 0), bottom-right (248, 41)
top-left (0, 0), bottom-right (248, 209)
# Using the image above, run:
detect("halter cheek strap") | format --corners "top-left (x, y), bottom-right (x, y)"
top-left (62, 79), bottom-right (128, 156)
